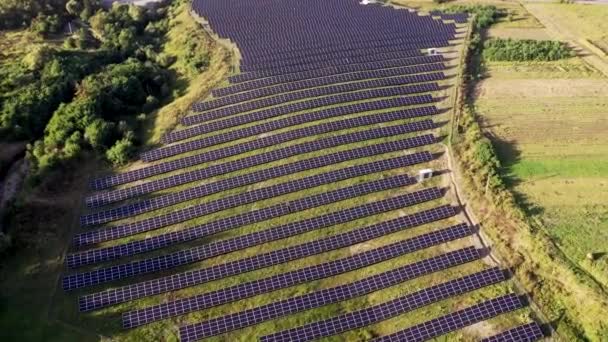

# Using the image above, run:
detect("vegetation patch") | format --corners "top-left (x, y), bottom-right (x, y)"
top-left (483, 38), bottom-right (573, 62)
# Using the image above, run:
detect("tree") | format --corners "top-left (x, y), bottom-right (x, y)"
top-left (22, 44), bottom-right (56, 71)
top-left (84, 118), bottom-right (113, 149)
top-left (106, 134), bottom-right (134, 165)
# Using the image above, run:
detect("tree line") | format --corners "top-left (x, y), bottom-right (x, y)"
top-left (483, 38), bottom-right (574, 61)
top-left (0, 0), bottom-right (210, 180)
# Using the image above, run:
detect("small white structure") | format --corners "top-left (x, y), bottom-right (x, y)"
top-left (359, 0), bottom-right (378, 5)
top-left (417, 169), bottom-right (433, 182)
top-left (428, 48), bottom-right (439, 56)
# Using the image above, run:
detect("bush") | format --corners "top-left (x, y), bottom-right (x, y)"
top-left (440, 4), bottom-right (502, 30)
top-left (483, 38), bottom-right (574, 61)
top-left (106, 134), bottom-right (134, 165)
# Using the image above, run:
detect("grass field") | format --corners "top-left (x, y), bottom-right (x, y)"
top-left (475, 61), bottom-right (608, 288)
top-left (0, 5), bottom-right (545, 342)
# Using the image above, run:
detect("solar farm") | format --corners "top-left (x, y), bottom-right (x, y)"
top-left (58, 0), bottom-right (547, 340)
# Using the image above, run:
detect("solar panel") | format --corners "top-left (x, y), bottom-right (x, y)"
top-left (122, 231), bottom-right (475, 327)
top-left (77, 204), bottom-right (457, 311)
top-left (160, 90), bottom-right (436, 146)
top-left (187, 75), bottom-right (443, 124)
top-left (142, 104), bottom-right (439, 162)
top-left (213, 56), bottom-right (444, 97)
top-left (199, 64), bottom-right (445, 111)
top-left (179, 265), bottom-right (504, 341)
top-left (64, 187), bottom-right (443, 290)
top-left (80, 116), bottom-right (435, 226)
top-left (92, 101), bottom-right (436, 190)
top-left (481, 322), bottom-right (544, 342)
top-left (369, 293), bottom-right (525, 342)
top-left (78, 147), bottom-right (435, 247)
top-left (69, 174), bottom-right (415, 268)
top-left (70, 153), bottom-right (432, 266)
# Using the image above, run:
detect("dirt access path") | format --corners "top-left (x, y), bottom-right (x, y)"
top-left (522, 1), bottom-right (608, 77)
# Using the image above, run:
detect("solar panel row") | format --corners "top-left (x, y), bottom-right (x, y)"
top-left (239, 42), bottom-right (447, 72)
top-left (70, 174), bottom-right (416, 268)
top-left (64, 187), bottom-right (443, 290)
top-left (161, 90), bottom-right (435, 147)
top-left (187, 77), bottom-right (442, 125)
top-left (93, 95), bottom-right (436, 195)
top-left (89, 130), bottom-right (435, 213)
top-left (246, 36), bottom-right (447, 65)
top-left (71, 153), bottom-right (432, 265)
top-left (213, 55), bottom-right (443, 97)
top-left (82, 119), bottom-right (435, 226)
top-left (197, 63), bottom-right (445, 112)
top-left (142, 102), bottom-right (438, 163)
top-left (481, 322), bottom-right (544, 342)
top-left (82, 138), bottom-right (434, 232)
top-left (122, 231), bottom-right (476, 327)
top-left (179, 265), bottom-right (504, 341)
top-left (370, 294), bottom-right (524, 342)
top-left (77, 204), bottom-right (456, 310)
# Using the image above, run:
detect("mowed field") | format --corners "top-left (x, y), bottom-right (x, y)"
top-left (475, 53), bottom-right (608, 287)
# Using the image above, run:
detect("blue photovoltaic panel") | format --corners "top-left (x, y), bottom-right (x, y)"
top-left (480, 322), bottom-right (544, 342)
top-left (64, 187), bottom-right (443, 290)
top-left (161, 90), bottom-right (436, 146)
top-left (196, 63), bottom-right (445, 112)
top-left (80, 139), bottom-right (435, 238)
top-left (77, 204), bottom-right (457, 310)
top-left (179, 265), bottom-right (504, 341)
top-left (122, 231), bottom-right (475, 327)
top-left (70, 154), bottom-right (432, 267)
top-left (142, 105), bottom-right (439, 162)
top-left (213, 56), bottom-right (444, 97)
top-left (261, 268), bottom-right (505, 342)
top-left (187, 74), bottom-right (443, 124)
top-left (369, 294), bottom-right (525, 342)
top-left (90, 93), bottom-right (436, 191)
top-left (81, 119), bottom-right (435, 225)
top-left (70, 174), bottom-right (415, 268)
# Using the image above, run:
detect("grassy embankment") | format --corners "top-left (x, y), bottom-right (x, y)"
top-left (0, 2), bottom-right (229, 340)
top-left (441, 0), bottom-right (608, 340)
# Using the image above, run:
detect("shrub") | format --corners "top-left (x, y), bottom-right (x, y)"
top-left (483, 38), bottom-right (574, 61)
top-left (106, 134), bottom-right (134, 165)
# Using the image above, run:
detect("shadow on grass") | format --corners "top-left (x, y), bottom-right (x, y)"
top-left (489, 134), bottom-right (544, 217)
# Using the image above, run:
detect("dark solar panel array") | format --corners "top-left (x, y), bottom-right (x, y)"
top-left (89, 132), bottom-right (435, 213)
top-left (197, 63), bottom-right (444, 112)
top-left (481, 322), bottom-right (544, 342)
top-left (80, 133), bottom-right (434, 239)
top-left (71, 154), bottom-right (432, 266)
top-left (64, 187), bottom-right (443, 290)
top-left (430, 11), bottom-right (470, 24)
top-left (244, 36), bottom-right (446, 66)
top-left (186, 79), bottom-right (440, 125)
top-left (122, 230), bottom-right (475, 327)
top-left (83, 119), bottom-right (435, 226)
top-left (160, 90), bottom-right (436, 146)
top-left (70, 174), bottom-right (415, 268)
top-left (142, 102), bottom-right (438, 163)
top-left (212, 56), bottom-right (443, 97)
top-left (189, 72), bottom-right (442, 122)
top-left (77, 204), bottom-right (455, 310)
top-left (94, 95), bottom-right (428, 195)
top-left (261, 267), bottom-right (504, 342)
top-left (73, 150), bottom-right (432, 246)
top-left (179, 262), bottom-right (502, 341)
top-left (370, 294), bottom-right (525, 342)
top-left (238, 43), bottom-right (447, 73)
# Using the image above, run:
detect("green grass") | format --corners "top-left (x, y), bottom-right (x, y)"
top-left (0, 15), bottom-right (537, 341)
